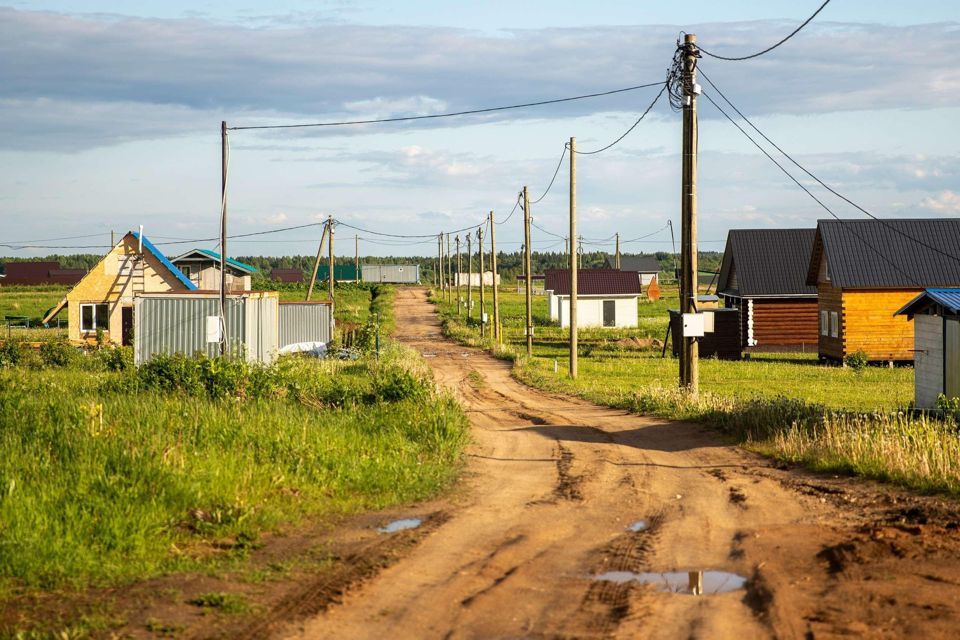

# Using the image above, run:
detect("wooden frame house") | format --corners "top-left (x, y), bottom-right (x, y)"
top-left (717, 228), bottom-right (818, 351)
top-left (806, 218), bottom-right (960, 362)
top-left (171, 249), bottom-right (257, 291)
top-left (43, 232), bottom-right (197, 345)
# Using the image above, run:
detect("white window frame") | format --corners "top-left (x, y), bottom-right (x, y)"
top-left (80, 303), bottom-right (109, 333)
top-left (820, 310), bottom-right (829, 336)
top-left (830, 311), bottom-right (839, 338)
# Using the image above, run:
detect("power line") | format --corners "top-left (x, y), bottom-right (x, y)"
top-left (622, 222), bottom-right (670, 243)
top-left (700, 69), bottom-right (960, 270)
top-left (530, 147), bottom-right (568, 204)
top-left (335, 218), bottom-right (484, 239)
top-left (227, 81), bottom-right (666, 131)
top-left (2, 232), bottom-right (112, 245)
top-left (495, 193), bottom-right (523, 225)
top-left (574, 83), bottom-right (667, 155)
top-left (698, 0), bottom-right (832, 61)
top-left (700, 88), bottom-right (922, 287)
top-left (529, 220), bottom-right (566, 240)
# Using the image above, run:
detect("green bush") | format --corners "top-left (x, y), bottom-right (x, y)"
top-left (38, 340), bottom-right (80, 368)
top-left (844, 349), bottom-right (869, 373)
top-left (0, 341), bottom-right (21, 368)
top-left (374, 367), bottom-right (426, 402)
top-left (96, 345), bottom-right (133, 372)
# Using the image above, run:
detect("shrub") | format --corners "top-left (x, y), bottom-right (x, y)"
top-left (39, 339), bottom-right (80, 368)
top-left (373, 367), bottom-right (425, 402)
top-left (0, 341), bottom-right (21, 368)
top-left (844, 349), bottom-right (869, 373)
top-left (96, 345), bottom-right (133, 371)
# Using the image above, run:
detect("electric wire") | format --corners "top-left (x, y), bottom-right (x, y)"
top-left (701, 88), bottom-right (922, 286)
top-left (494, 193), bottom-right (523, 225)
top-left (574, 83), bottom-right (667, 155)
top-left (622, 222), bottom-right (670, 243)
top-left (227, 81), bottom-right (666, 131)
top-left (529, 220), bottom-right (566, 240)
top-left (530, 147), bottom-right (568, 204)
top-left (2, 232), bottom-right (113, 245)
top-left (698, 0), bottom-right (831, 61)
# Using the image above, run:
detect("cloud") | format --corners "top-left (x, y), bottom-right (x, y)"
top-left (920, 190), bottom-right (960, 213)
top-left (265, 212), bottom-right (289, 223)
top-left (0, 8), bottom-right (958, 150)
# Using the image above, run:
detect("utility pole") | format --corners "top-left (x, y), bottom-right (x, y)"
top-left (354, 234), bottom-right (359, 284)
top-left (478, 226), bottom-right (485, 338)
top-left (489, 210), bottom-right (501, 344)
top-left (327, 215), bottom-right (335, 301)
top-left (455, 235), bottom-right (462, 316)
top-left (219, 120), bottom-right (228, 356)
top-left (111, 230), bottom-right (115, 247)
top-left (466, 233), bottom-right (473, 318)
top-left (437, 234), bottom-right (442, 292)
top-left (306, 222), bottom-right (329, 301)
top-left (615, 232), bottom-right (621, 269)
top-left (569, 137), bottom-right (578, 378)
top-left (680, 33), bottom-right (700, 393)
top-left (447, 233), bottom-right (453, 303)
top-left (523, 186), bottom-right (533, 357)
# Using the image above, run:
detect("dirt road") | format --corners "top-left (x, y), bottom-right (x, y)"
top-left (289, 288), bottom-right (960, 639)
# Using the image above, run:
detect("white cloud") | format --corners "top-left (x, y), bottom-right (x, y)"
top-left (265, 212), bottom-right (289, 224)
top-left (920, 190), bottom-right (960, 213)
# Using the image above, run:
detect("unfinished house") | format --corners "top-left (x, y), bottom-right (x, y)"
top-left (171, 249), bottom-right (257, 291)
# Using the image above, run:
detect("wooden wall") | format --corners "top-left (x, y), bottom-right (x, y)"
top-left (842, 289), bottom-right (921, 361)
top-left (914, 314), bottom-right (944, 408)
top-left (751, 298), bottom-right (819, 348)
top-left (817, 283), bottom-right (844, 360)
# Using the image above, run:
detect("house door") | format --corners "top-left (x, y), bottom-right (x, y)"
top-left (946, 319), bottom-right (960, 400)
top-left (121, 306), bottom-right (133, 346)
top-left (602, 300), bottom-right (616, 327)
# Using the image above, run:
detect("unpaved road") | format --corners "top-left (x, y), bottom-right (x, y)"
top-left (289, 288), bottom-right (960, 639)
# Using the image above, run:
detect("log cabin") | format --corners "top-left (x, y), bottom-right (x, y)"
top-left (806, 218), bottom-right (960, 362)
top-left (717, 228), bottom-right (818, 351)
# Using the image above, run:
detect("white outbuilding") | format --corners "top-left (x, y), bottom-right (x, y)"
top-left (544, 269), bottom-right (641, 329)
top-left (895, 288), bottom-right (960, 409)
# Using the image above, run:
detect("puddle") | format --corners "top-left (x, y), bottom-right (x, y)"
top-left (378, 518), bottom-right (423, 534)
top-left (593, 570), bottom-right (746, 595)
top-left (627, 520), bottom-right (649, 532)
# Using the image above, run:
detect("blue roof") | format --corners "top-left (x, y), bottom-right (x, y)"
top-left (895, 288), bottom-right (960, 317)
top-left (132, 231), bottom-right (197, 290)
top-left (195, 249), bottom-right (258, 274)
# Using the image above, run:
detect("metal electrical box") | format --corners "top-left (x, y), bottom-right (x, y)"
top-left (682, 312), bottom-right (705, 337)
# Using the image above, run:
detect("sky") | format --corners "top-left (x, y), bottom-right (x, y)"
top-left (1, 1), bottom-right (958, 259)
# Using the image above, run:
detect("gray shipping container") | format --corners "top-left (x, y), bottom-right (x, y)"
top-left (279, 301), bottom-right (333, 347)
top-left (361, 264), bottom-right (420, 284)
top-left (134, 291), bottom-right (279, 365)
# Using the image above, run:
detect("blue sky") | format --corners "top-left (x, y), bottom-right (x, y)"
top-left (1, 1), bottom-right (958, 258)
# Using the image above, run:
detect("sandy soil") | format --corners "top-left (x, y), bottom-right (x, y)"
top-left (286, 287), bottom-right (960, 640)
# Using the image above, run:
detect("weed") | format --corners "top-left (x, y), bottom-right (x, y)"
top-left (187, 592), bottom-right (250, 614)
top-left (844, 349), bottom-right (869, 372)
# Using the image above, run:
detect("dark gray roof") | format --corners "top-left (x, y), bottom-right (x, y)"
top-left (717, 228), bottom-right (817, 298)
top-left (806, 219), bottom-right (960, 289)
top-left (605, 254), bottom-right (660, 273)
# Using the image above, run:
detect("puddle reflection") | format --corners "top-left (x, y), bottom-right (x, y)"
top-left (593, 570), bottom-right (746, 595)
top-left (627, 520), bottom-right (649, 532)
top-left (378, 518), bottom-right (423, 533)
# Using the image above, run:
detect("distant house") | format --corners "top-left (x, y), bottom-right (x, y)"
top-left (895, 289), bottom-right (960, 409)
top-left (807, 218), bottom-right (960, 361)
top-left (717, 229), bottom-right (818, 351)
top-left (1, 261), bottom-right (86, 286)
top-left (605, 255), bottom-right (660, 286)
top-left (545, 269), bottom-right (641, 328)
top-left (271, 268), bottom-right (305, 284)
top-left (43, 232), bottom-right (197, 345)
top-left (516, 274), bottom-right (546, 294)
top-left (171, 249), bottom-right (256, 291)
top-left (313, 264), bottom-right (359, 282)
top-left (361, 264), bottom-right (421, 284)
top-left (454, 271), bottom-right (498, 287)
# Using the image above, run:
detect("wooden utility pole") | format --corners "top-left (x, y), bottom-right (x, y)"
top-left (447, 233), bottom-right (453, 303)
top-left (219, 120), bottom-right (228, 355)
top-left (327, 215), bottom-right (335, 301)
top-left (523, 186), bottom-right (533, 357)
top-left (477, 226), bottom-right (485, 338)
top-left (354, 234), bottom-right (359, 284)
top-left (569, 137), bottom-right (578, 378)
top-left (437, 234), bottom-right (442, 291)
top-left (489, 210), bottom-right (501, 343)
top-left (466, 233), bottom-right (473, 318)
top-left (111, 230), bottom-right (115, 247)
top-left (680, 33), bottom-right (700, 393)
top-left (615, 232), bottom-right (621, 269)
top-left (306, 222), bottom-right (329, 301)
top-left (455, 235), bottom-right (462, 315)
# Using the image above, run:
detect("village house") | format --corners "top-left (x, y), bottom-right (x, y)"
top-left (171, 249), bottom-right (256, 291)
top-left (545, 268), bottom-right (641, 328)
top-left (42, 232), bottom-right (197, 345)
top-left (605, 254), bottom-right (661, 286)
top-left (270, 268), bottom-right (305, 283)
top-left (895, 289), bottom-right (960, 409)
top-left (717, 228), bottom-right (819, 351)
top-left (1, 261), bottom-right (86, 286)
top-left (807, 218), bottom-right (960, 361)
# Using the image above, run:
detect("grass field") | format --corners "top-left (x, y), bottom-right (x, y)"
top-left (0, 286), bottom-right (468, 592)
top-left (0, 285), bottom-right (69, 328)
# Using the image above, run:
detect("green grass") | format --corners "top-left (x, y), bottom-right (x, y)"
top-left (0, 285), bottom-right (69, 337)
top-left (0, 340), bottom-right (467, 591)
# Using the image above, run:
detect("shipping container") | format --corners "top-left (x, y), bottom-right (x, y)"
top-left (134, 291), bottom-right (279, 365)
top-left (361, 264), bottom-right (420, 284)
top-left (279, 301), bottom-right (333, 347)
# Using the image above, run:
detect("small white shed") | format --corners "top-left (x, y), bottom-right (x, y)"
top-left (896, 289), bottom-right (960, 409)
top-left (544, 268), bottom-right (642, 329)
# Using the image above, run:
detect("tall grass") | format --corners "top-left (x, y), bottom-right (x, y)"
top-left (0, 342), bottom-right (467, 591)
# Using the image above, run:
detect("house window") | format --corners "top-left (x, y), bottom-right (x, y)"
top-left (80, 303), bottom-right (109, 333)
top-left (180, 265), bottom-right (192, 279)
top-left (830, 311), bottom-right (839, 338)
top-left (602, 300), bottom-right (616, 327)
top-left (821, 310), bottom-right (829, 336)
